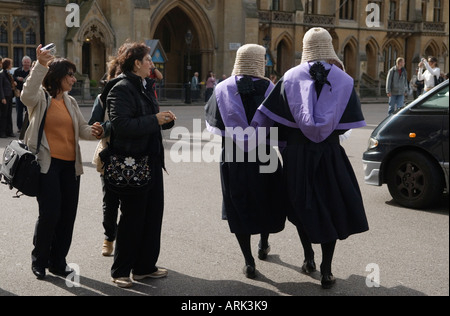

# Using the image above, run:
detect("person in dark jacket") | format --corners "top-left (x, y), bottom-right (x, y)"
top-left (105, 42), bottom-right (176, 288)
top-left (14, 56), bottom-right (32, 131)
top-left (386, 57), bottom-right (409, 115)
top-left (205, 44), bottom-right (286, 279)
top-left (0, 58), bottom-right (16, 138)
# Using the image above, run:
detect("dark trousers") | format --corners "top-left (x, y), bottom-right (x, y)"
top-left (111, 165), bottom-right (164, 278)
top-left (0, 96), bottom-right (13, 136)
top-left (15, 97), bottom-right (26, 131)
top-left (100, 175), bottom-right (120, 242)
top-left (32, 159), bottom-right (80, 270)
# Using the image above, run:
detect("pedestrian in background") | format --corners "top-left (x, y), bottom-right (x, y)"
top-left (21, 45), bottom-right (103, 280)
top-left (205, 44), bottom-right (286, 279)
top-left (418, 56), bottom-right (441, 93)
top-left (105, 42), bottom-right (176, 288)
top-left (204, 71), bottom-right (216, 102)
top-left (14, 56), bottom-right (32, 132)
top-left (89, 53), bottom-right (124, 257)
top-left (0, 57), bottom-right (16, 138)
top-left (386, 57), bottom-right (409, 115)
top-left (410, 68), bottom-right (424, 99)
top-left (258, 27), bottom-right (369, 289)
top-left (191, 71), bottom-right (200, 101)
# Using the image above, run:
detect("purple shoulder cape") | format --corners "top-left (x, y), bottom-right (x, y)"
top-left (206, 76), bottom-right (276, 151)
top-left (258, 62), bottom-right (366, 143)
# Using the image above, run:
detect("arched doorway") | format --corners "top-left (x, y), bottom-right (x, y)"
top-left (365, 39), bottom-right (379, 79)
top-left (153, 7), bottom-right (201, 85)
top-left (151, 0), bottom-right (215, 85)
top-left (275, 34), bottom-right (294, 76)
top-left (343, 38), bottom-right (358, 79)
top-left (82, 35), bottom-right (106, 83)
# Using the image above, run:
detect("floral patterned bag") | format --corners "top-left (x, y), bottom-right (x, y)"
top-left (101, 150), bottom-right (152, 194)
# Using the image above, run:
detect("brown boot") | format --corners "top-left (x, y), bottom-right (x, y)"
top-left (102, 240), bottom-right (114, 257)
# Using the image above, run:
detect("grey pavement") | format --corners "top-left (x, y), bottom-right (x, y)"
top-left (0, 102), bottom-right (448, 297)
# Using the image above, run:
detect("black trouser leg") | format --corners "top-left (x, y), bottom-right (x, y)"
top-left (32, 159), bottom-right (80, 270)
top-left (111, 166), bottom-right (164, 278)
top-left (133, 167), bottom-right (164, 275)
top-left (101, 175), bottom-right (120, 242)
top-left (111, 193), bottom-right (147, 278)
top-left (235, 234), bottom-right (255, 267)
top-left (16, 98), bottom-right (25, 131)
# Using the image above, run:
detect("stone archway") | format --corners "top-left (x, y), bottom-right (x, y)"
top-left (65, 1), bottom-right (115, 83)
top-left (150, 0), bottom-right (215, 84)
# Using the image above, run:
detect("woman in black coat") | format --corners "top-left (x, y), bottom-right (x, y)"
top-left (104, 42), bottom-right (176, 288)
top-left (0, 58), bottom-right (16, 138)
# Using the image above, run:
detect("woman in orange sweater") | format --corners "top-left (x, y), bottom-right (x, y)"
top-left (21, 45), bottom-right (103, 280)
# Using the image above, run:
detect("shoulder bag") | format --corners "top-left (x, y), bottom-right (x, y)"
top-left (0, 93), bottom-right (49, 198)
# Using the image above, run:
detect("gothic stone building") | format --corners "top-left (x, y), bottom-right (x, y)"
top-left (1, 0), bottom-right (448, 97)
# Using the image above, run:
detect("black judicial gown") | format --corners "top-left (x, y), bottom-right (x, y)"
top-left (259, 64), bottom-right (369, 244)
top-left (205, 77), bottom-right (286, 235)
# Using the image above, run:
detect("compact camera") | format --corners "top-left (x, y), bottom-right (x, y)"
top-left (40, 43), bottom-right (56, 56)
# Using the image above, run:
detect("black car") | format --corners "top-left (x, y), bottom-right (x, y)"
top-left (363, 80), bottom-right (449, 209)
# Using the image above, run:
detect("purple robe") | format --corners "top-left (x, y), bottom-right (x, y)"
top-left (259, 62), bottom-right (366, 143)
top-left (206, 76), bottom-right (276, 151)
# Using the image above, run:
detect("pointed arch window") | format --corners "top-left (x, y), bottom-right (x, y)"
top-left (339, 0), bottom-right (356, 20)
top-left (434, 0), bottom-right (442, 22)
top-left (383, 42), bottom-right (400, 73)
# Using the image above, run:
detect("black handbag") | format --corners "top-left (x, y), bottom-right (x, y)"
top-left (100, 146), bottom-right (152, 195)
top-left (0, 94), bottom-right (49, 198)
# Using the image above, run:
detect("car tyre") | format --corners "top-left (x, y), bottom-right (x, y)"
top-left (387, 151), bottom-right (443, 209)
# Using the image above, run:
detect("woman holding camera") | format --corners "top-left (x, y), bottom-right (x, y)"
top-left (21, 45), bottom-right (103, 280)
top-left (418, 56), bottom-right (441, 93)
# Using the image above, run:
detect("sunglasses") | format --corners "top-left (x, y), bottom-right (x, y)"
top-left (67, 72), bottom-right (75, 78)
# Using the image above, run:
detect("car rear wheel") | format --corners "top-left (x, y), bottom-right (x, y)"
top-left (387, 151), bottom-right (444, 209)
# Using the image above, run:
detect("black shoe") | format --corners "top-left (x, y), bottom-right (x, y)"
top-left (321, 273), bottom-right (336, 289)
top-left (258, 244), bottom-right (271, 260)
top-left (32, 266), bottom-right (46, 280)
top-left (0, 134), bottom-right (7, 138)
top-left (7, 133), bottom-right (15, 138)
top-left (49, 266), bottom-right (74, 278)
top-left (243, 265), bottom-right (256, 279)
top-left (301, 259), bottom-right (317, 274)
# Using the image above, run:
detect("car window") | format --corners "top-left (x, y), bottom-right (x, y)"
top-left (413, 85), bottom-right (449, 110)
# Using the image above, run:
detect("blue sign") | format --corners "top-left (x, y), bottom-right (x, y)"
top-left (266, 53), bottom-right (273, 67)
top-left (153, 49), bottom-right (165, 63)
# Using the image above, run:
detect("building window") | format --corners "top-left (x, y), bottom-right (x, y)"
top-left (384, 43), bottom-right (399, 73)
top-left (389, 1), bottom-right (398, 20)
top-left (306, 0), bottom-right (316, 15)
top-left (339, 0), bottom-right (355, 20)
top-left (434, 0), bottom-right (442, 22)
top-left (0, 16), bottom-right (38, 67)
top-left (272, 0), bottom-right (280, 11)
top-left (422, 0), bottom-right (428, 21)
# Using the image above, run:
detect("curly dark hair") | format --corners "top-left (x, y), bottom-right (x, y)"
top-left (43, 58), bottom-right (77, 98)
top-left (116, 41), bottom-right (150, 74)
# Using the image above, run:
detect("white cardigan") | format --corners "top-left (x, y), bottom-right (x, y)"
top-left (20, 62), bottom-right (97, 176)
top-left (417, 60), bottom-right (441, 91)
